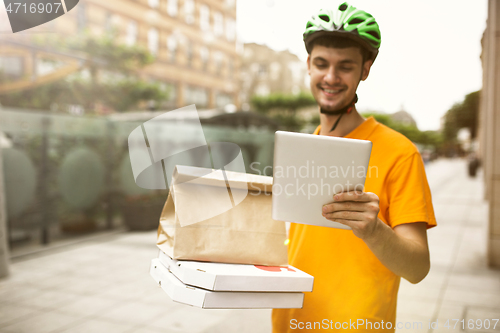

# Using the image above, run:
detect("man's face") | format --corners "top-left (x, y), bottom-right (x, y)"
top-left (307, 45), bottom-right (373, 112)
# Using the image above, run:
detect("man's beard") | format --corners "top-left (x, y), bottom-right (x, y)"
top-left (320, 106), bottom-right (345, 115)
top-left (320, 94), bottom-right (358, 115)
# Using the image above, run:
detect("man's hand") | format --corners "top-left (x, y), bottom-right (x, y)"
top-left (322, 190), bottom-right (431, 284)
top-left (322, 191), bottom-right (382, 240)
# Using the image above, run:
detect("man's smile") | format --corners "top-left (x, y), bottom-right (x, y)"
top-left (319, 86), bottom-right (346, 97)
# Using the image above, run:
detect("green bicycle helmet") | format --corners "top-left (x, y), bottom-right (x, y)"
top-left (303, 2), bottom-right (381, 61)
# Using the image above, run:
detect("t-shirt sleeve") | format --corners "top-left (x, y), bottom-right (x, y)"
top-left (386, 152), bottom-right (437, 229)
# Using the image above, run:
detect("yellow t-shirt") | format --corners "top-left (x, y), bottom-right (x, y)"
top-left (272, 117), bottom-right (437, 332)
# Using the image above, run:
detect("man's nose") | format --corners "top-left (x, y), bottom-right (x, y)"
top-left (324, 67), bottom-right (340, 85)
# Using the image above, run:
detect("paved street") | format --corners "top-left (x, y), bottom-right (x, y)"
top-left (0, 158), bottom-right (499, 333)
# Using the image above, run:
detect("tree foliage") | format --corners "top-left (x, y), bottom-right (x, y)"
top-left (251, 92), bottom-right (316, 112)
top-left (250, 92), bottom-right (317, 131)
top-left (0, 33), bottom-right (169, 113)
top-left (69, 34), bottom-right (155, 74)
top-left (442, 90), bottom-right (480, 142)
top-left (362, 112), bottom-right (443, 150)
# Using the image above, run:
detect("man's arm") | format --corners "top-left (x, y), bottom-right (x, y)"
top-left (322, 191), bottom-right (430, 284)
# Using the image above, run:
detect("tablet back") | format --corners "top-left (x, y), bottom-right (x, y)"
top-left (272, 131), bottom-right (372, 229)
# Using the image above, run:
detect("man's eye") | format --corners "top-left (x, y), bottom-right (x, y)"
top-left (316, 63), bottom-right (327, 68)
top-left (340, 67), bottom-right (353, 71)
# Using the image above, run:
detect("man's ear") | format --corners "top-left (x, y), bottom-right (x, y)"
top-left (361, 59), bottom-right (373, 81)
top-left (307, 55), bottom-right (311, 75)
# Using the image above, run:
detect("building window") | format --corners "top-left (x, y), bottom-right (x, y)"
top-left (225, 17), bottom-right (235, 41)
top-left (186, 42), bottom-right (193, 67)
top-left (216, 93), bottom-right (233, 109)
top-left (270, 62), bottom-right (281, 80)
top-left (290, 61), bottom-right (304, 82)
top-left (167, 0), bottom-right (178, 17)
top-left (77, 3), bottom-right (86, 32)
top-left (104, 12), bottom-right (112, 32)
top-left (200, 46), bottom-right (209, 71)
top-left (228, 59), bottom-right (234, 77)
top-left (167, 35), bottom-right (177, 62)
top-left (185, 85), bottom-right (208, 107)
top-left (160, 82), bottom-right (177, 108)
top-left (126, 21), bottom-right (138, 46)
top-left (213, 12), bottom-right (223, 37)
top-left (184, 0), bottom-right (195, 25)
top-left (255, 83), bottom-right (270, 96)
top-left (258, 64), bottom-right (267, 77)
top-left (0, 56), bottom-right (23, 78)
top-left (214, 51), bottom-right (223, 75)
top-left (148, 0), bottom-right (159, 9)
top-left (148, 28), bottom-right (159, 56)
top-left (199, 4), bottom-right (210, 31)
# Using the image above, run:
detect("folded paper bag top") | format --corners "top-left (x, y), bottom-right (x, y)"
top-left (157, 165), bottom-right (288, 266)
top-left (172, 165), bottom-right (273, 193)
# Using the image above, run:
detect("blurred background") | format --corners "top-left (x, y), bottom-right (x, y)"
top-left (0, 1), bottom-right (499, 332)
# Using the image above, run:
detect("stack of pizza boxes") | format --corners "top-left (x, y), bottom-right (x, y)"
top-left (149, 166), bottom-right (314, 309)
top-left (149, 251), bottom-right (314, 309)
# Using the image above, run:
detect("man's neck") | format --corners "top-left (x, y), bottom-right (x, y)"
top-left (319, 106), bottom-right (365, 137)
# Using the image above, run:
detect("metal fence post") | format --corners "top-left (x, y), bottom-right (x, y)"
top-left (105, 120), bottom-right (115, 230)
top-left (40, 116), bottom-right (51, 245)
top-left (0, 140), bottom-right (10, 278)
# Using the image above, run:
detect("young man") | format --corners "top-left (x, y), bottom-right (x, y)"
top-left (272, 3), bottom-right (436, 332)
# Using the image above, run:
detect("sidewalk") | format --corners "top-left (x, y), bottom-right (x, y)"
top-left (0, 159), bottom-right (498, 333)
top-left (396, 159), bottom-right (500, 333)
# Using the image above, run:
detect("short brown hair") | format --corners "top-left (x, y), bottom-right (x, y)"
top-left (309, 36), bottom-right (370, 63)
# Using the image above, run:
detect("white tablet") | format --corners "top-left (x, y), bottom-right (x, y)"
top-left (272, 131), bottom-right (372, 229)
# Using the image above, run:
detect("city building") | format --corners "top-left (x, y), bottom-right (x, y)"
top-left (479, 0), bottom-right (500, 267)
top-left (390, 109), bottom-right (417, 127)
top-left (0, 0), bottom-right (240, 110)
top-left (239, 43), bottom-right (309, 110)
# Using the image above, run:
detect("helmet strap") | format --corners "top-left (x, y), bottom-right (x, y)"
top-left (319, 94), bottom-right (358, 132)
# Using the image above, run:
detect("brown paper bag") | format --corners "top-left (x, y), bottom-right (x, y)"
top-left (156, 165), bottom-right (288, 266)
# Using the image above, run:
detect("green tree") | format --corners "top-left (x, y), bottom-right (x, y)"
top-left (440, 91), bottom-right (480, 156)
top-left (250, 92), bottom-right (317, 131)
top-left (362, 112), bottom-right (443, 151)
top-left (360, 112), bottom-right (393, 127)
top-left (71, 33), bottom-right (154, 74)
top-left (442, 90), bottom-right (480, 142)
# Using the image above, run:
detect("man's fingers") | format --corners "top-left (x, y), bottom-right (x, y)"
top-left (323, 211), bottom-right (365, 221)
top-left (322, 202), bottom-right (366, 214)
top-left (326, 218), bottom-right (362, 229)
top-left (333, 191), bottom-right (379, 203)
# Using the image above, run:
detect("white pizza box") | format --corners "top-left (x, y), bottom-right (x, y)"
top-left (150, 259), bottom-right (305, 309)
top-left (158, 250), bottom-right (314, 292)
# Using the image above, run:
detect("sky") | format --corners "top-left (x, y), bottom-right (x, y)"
top-left (236, 0), bottom-right (488, 131)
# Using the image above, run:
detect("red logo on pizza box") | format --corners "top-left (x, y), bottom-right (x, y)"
top-left (254, 265), bottom-right (295, 272)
